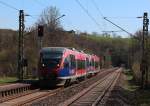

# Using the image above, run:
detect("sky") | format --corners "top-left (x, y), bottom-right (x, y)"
top-left (0, 0), bottom-right (150, 37)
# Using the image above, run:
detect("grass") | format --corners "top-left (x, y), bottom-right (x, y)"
top-left (0, 77), bottom-right (18, 84)
top-left (0, 76), bottom-right (39, 85)
top-left (123, 69), bottom-right (139, 91)
top-left (123, 69), bottom-right (150, 106)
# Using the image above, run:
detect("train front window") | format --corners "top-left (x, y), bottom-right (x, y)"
top-left (40, 52), bottom-right (62, 68)
top-left (41, 58), bottom-right (60, 68)
top-left (42, 52), bottom-right (62, 59)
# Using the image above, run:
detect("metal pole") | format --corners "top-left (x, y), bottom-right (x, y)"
top-left (141, 12), bottom-right (149, 88)
top-left (144, 13), bottom-right (149, 88)
top-left (18, 10), bottom-right (24, 81)
top-left (39, 37), bottom-right (43, 50)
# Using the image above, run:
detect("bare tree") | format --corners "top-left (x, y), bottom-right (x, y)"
top-left (37, 6), bottom-right (62, 30)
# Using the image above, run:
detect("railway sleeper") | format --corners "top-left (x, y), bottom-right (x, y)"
top-left (0, 86), bottom-right (30, 99)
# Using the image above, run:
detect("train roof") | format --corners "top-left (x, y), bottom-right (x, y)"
top-left (41, 47), bottom-right (65, 51)
top-left (41, 47), bottom-right (99, 60)
top-left (40, 47), bottom-right (78, 53)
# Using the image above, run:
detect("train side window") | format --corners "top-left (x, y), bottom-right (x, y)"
top-left (77, 60), bottom-right (85, 69)
top-left (95, 62), bottom-right (99, 68)
top-left (90, 61), bottom-right (92, 66)
top-left (64, 57), bottom-right (70, 68)
top-left (82, 60), bottom-right (85, 69)
top-left (64, 62), bottom-right (69, 67)
top-left (92, 59), bottom-right (94, 66)
top-left (70, 55), bottom-right (75, 68)
top-left (77, 60), bottom-right (81, 69)
top-left (86, 58), bottom-right (89, 67)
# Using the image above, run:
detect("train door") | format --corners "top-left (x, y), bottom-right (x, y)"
top-left (60, 56), bottom-right (70, 76)
top-left (86, 57), bottom-right (89, 72)
top-left (70, 54), bottom-right (76, 75)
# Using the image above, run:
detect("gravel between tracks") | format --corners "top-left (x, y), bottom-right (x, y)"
top-left (105, 70), bottom-right (136, 106)
top-left (27, 69), bottom-right (114, 106)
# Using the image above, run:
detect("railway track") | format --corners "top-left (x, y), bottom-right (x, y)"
top-left (0, 68), bottom-right (119, 106)
top-left (0, 83), bottom-right (32, 103)
top-left (0, 87), bottom-right (63, 106)
top-left (59, 68), bottom-right (121, 106)
top-left (0, 81), bottom-right (59, 105)
top-left (24, 68), bottom-right (118, 106)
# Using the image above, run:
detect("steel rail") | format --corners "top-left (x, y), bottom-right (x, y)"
top-left (92, 69), bottom-right (121, 106)
top-left (58, 69), bottom-right (120, 106)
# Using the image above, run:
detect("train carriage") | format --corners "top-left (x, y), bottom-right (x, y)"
top-left (94, 55), bottom-right (100, 73)
top-left (38, 47), bottom-right (100, 87)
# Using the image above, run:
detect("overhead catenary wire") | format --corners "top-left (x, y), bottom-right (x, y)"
top-left (65, 17), bottom-right (79, 32)
top-left (0, 0), bottom-right (37, 33)
top-left (102, 30), bottom-right (122, 33)
top-left (104, 17), bottom-right (133, 36)
top-left (0, 0), bottom-right (34, 20)
top-left (90, 0), bottom-right (107, 32)
top-left (91, 0), bottom-right (142, 20)
top-left (0, 0), bottom-right (19, 11)
top-left (91, 0), bottom-right (104, 18)
top-left (75, 0), bottom-right (102, 31)
top-left (90, 0), bottom-right (139, 36)
top-left (103, 16), bottom-right (143, 19)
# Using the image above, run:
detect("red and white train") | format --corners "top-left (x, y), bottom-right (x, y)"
top-left (38, 47), bottom-right (100, 86)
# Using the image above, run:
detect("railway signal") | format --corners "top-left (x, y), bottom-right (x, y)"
top-left (38, 25), bottom-right (44, 49)
top-left (38, 25), bottom-right (44, 37)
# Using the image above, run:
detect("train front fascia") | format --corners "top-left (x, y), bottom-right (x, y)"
top-left (38, 47), bottom-right (64, 80)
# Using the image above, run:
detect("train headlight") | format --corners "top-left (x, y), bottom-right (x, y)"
top-left (57, 64), bottom-right (60, 67)
top-left (42, 63), bottom-right (45, 67)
